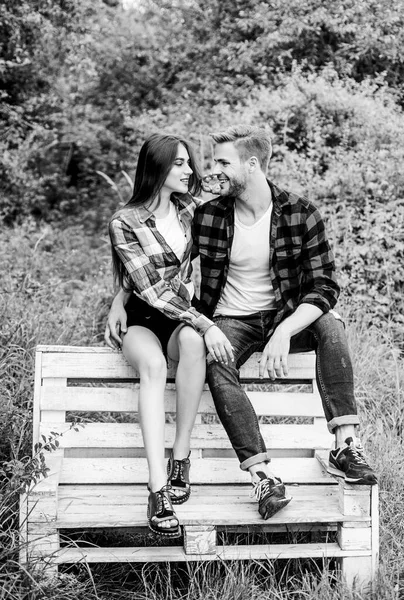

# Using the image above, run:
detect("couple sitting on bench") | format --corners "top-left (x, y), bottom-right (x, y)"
top-left (105, 125), bottom-right (377, 539)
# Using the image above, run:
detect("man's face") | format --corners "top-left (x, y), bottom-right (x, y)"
top-left (212, 142), bottom-right (248, 197)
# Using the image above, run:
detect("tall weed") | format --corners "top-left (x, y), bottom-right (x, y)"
top-left (0, 222), bottom-right (403, 598)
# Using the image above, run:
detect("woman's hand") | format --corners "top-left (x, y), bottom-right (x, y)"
top-left (204, 325), bottom-right (234, 365)
top-left (104, 291), bottom-right (129, 349)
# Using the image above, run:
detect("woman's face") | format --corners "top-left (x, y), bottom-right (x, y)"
top-left (162, 144), bottom-right (193, 195)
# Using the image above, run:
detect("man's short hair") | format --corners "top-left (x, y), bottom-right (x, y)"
top-left (210, 125), bottom-right (272, 173)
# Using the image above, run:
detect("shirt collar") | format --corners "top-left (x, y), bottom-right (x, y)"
top-left (212, 180), bottom-right (287, 215)
top-left (135, 193), bottom-right (192, 224)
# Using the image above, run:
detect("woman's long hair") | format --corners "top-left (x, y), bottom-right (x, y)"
top-left (110, 133), bottom-right (202, 290)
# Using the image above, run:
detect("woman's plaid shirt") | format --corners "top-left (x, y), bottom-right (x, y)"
top-left (192, 181), bottom-right (340, 339)
top-left (109, 194), bottom-right (214, 336)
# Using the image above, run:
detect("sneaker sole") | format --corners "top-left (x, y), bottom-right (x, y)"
top-left (327, 464), bottom-right (377, 485)
top-left (260, 496), bottom-right (292, 520)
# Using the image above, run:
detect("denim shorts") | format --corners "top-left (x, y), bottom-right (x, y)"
top-left (125, 293), bottom-right (181, 354)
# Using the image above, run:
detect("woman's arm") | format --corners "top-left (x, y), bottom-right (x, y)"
top-left (104, 288), bottom-right (131, 349)
top-left (109, 217), bottom-right (214, 336)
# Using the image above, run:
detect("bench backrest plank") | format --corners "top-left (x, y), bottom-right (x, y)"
top-left (34, 346), bottom-right (332, 476)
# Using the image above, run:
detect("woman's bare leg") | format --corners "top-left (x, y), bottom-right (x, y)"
top-left (167, 325), bottom-right (206, 460)
top-left (122, 326), bottom-right (177, 530)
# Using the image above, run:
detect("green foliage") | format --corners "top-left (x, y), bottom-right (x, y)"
top-left (0, 220), bottom-right (402, 598)
top-left (186, 68), bottom-right (404, 340)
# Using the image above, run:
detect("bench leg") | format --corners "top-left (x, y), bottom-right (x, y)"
top-left (337, 479), bottom-right (378, 593)
top-left (339, 556), bottom-right (372, 591)
top-left (27, 530), bottom-right (60, 580)
top-left (27, 493), bottom-right (60, 580)
top-left (338, 522), bottom-right (372, 590)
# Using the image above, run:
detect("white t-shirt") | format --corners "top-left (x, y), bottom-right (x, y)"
top-left (155, 201), bottom-right (194, 298)
top-left (214, 204), bottom-right (276, 316)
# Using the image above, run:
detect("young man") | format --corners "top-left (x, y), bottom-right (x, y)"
top-left (105, 125), bottom-right (376, 520)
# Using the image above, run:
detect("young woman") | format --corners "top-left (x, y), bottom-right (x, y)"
top-left (108, 133), bottom-right (231, 538)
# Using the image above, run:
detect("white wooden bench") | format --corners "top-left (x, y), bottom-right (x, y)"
top-left (20, 345), bottom-right (379, 590)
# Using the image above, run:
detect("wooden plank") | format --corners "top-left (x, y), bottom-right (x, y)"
top-left (32, 349), bottom-right (43, 453)
top-left (240, 353), bottom-right (315, 379)
top-left (57, 483), bottom-right (335, 506)
top-left (19, 493), bottom-right (28, 566)
top-left (37, 345), bottom-right (114, 353)
top-left (53, 542), bottom-right (371, 564)
top-left (40, 387), bottom-right (324, 418)
top-left (40, 378), bottom-right (67, 438)
top-left (40, 350), bottom-right (315, 381)
top-left (339, 556), bottom-right (373, 590)
top-left (184, 526), bottom-right (216, 554)
top-left (29, 455), bottom-right (63, 496)
top-left (39, 422), bottom-right (332, 451)
top-left (55, 485), bottom-right (369, 529)
top-left (338, 523), bottom-right (371, 550)
top-left (58, 457), bottom-right (334, 486)
top-left (370, 485), bottom-right (379, 584)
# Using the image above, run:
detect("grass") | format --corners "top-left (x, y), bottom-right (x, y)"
top-left (1, 220), bottom-right (403, 599)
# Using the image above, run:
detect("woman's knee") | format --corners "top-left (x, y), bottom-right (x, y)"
top-left (178, 326), bottom-right (205, 359)
top-left (137, 353), bottom-right (167, 381)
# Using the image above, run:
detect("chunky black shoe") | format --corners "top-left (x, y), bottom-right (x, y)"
top-left (251, 472), bottom-right (292, 519)
top-left (328, 437), bottom-right (377, 485)
top-left (147, 484), bottom-right (181, 538)
top-left (167, 450), bottom-right (191, 505)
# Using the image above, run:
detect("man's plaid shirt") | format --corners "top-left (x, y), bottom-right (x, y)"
top-left (192, 181), bottom-right (340, 339)
top-left (109, 193), bottom-right (214, 336)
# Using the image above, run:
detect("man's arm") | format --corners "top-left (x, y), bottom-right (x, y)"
top-left (299, 203), bottom-right (340, 312)
top-left (259, 303), bottom-right (322, 379)
top-left (104, 289), bottom-right (131, 349)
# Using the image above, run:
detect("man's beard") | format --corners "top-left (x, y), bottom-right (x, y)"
top-left (222, 177), bottom-right (247, 198)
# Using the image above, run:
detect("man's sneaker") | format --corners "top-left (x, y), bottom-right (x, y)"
top-left (328, 437), bottom-right (377, 485)
top-left (250, 472), bottom-right (292, 519)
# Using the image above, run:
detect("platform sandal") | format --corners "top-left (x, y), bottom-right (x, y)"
top-left (167, 450), bottom-right (191, 505)
top-left (147, 484), bottom-right (181, 538)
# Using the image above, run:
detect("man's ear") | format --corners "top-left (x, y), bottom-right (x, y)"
top-left (248, 156), bottom-right (259, 172)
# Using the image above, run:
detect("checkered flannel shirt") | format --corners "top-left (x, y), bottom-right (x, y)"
top-left (109, 193), bottom-right (214, 336)
top-left (192, 181), bottom-right (340, 339)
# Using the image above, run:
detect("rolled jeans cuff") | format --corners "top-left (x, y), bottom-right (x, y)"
top-left (240, 452), bottom-right (271, 471)
top-left (327, 414), bottom-right (360, 434)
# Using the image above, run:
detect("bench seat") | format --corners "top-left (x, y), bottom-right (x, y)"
top-left (20, 345), bottom-right (379, 591)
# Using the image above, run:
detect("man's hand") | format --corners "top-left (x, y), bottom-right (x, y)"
top-left (259, 324), bottom-right (291, 380)
top-left (204, 325), bottom-right (234, 365)
top-left (104, 291), bottom-right (129, 349)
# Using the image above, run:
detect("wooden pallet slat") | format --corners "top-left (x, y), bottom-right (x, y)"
top-left (52, 543), bottom-right (372, 564)
top-left (39, 422), bottom-right (332, 451)
top-left (21, 346), bottom-right (378, 592)
top-left (40, 387), bottom-right (324, 417)
top-left (56, 456), bottom-right (332, 485)
top-left (40, 348), bottom-right (316, 380)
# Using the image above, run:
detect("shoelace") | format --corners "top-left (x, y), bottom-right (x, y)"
top-left (250, 477), bottom-right (272, 502)
top-left (171, 458), bottom-right (189, 483)
top-left (172, 460), bottom-right (182, 481)
top-left (346, 442), bottom-right (367, 465)
top-left (156, 485), bottom-right (173, 514)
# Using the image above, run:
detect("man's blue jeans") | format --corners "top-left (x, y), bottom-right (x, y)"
top-left (207, 310), bottom-right (360, 471)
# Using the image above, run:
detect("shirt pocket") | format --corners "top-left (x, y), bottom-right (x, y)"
top-left (198, 246), bottom-right (227, 278)
top-left (274, 244), bottom-right (302, 279)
